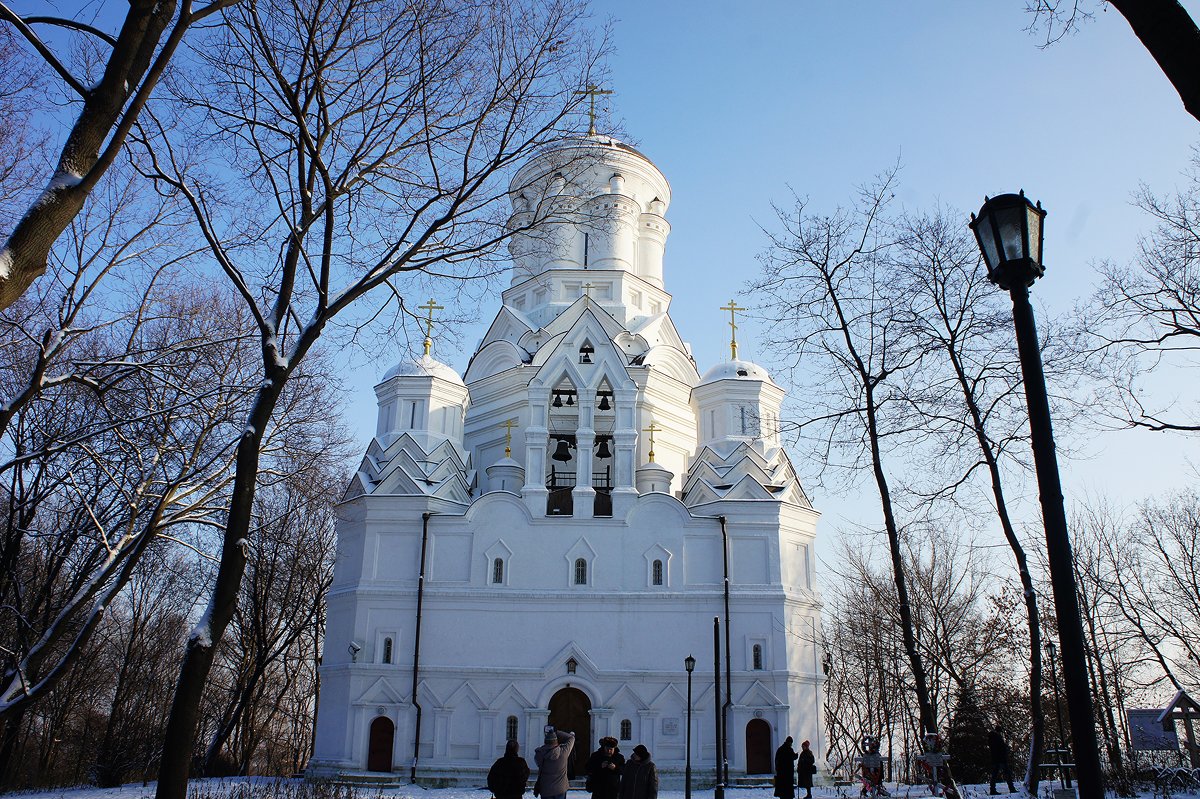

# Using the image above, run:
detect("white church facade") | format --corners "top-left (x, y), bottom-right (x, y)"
top-left (308, 131), bottom-right (824, 785)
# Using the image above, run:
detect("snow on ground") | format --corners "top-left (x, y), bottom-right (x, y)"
top-left (0, 779), bottom-right (1166, 799)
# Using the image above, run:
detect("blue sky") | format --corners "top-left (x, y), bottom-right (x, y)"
top-left (342, 2), bottom-right (1199, 560)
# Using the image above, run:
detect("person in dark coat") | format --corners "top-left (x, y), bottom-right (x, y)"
top-left (586, 736), bottom-right (625, 799)
top-left (988, 726), bottom-right (1016, 794)
top-left (619, 744), bottom-right (658, 799)
top-left (797, 739), bottom-right (816, 799)
top-left (489, 739), bottom-right (531, 799)
top-left (774, 736), bottom-right (798, 799)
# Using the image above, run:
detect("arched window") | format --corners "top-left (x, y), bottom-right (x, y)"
top-left (493, 557), bottom-right (504, 584)
top-left (752, 644), bottom-right (763, 670)
top-left (620, 719), bottom-right (632, 740)
top-left (506, 716), bottom-right (519, 741)
top-left (383, 637), bottom-right (393, 665)
top-left (575, 558), bottom-right (588, 585)
top-left (652, 559), bottom-right (663, 586)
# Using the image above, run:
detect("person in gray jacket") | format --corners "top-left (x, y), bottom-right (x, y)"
top-left (534, 726), bottom-right (576, 799)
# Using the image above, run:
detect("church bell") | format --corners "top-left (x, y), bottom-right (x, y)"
top-left (551, 438), bottom-right (573, 462)
top-left (595, 437), bottom-right (612, 459)
top-left (598, 394), bottom-right (611, 411)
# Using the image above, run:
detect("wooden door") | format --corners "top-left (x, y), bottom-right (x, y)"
top-left (367, 716), bottom-right (394, 772)
top-left (548, 686), bottom-right (591, 777)
top-left (745, 718), bottom-right (772, 774)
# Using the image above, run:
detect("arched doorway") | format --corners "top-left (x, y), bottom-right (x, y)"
top-left (367, 716), bottom-right (394, 772)
top-left (548, 686), bottom-right (591, 777)
top-left (745, 718), bottom-right (772, 774)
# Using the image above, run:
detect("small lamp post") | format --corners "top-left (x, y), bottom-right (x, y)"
top-left (685, 654), bottom-right (696, 799)
top-left (970, 193), bottom-right (1104, 799)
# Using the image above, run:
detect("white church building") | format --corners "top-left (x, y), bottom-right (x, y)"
top-left (308, 129), bottom-right (824, 785)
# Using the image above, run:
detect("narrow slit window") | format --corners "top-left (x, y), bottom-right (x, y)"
top-left (620, 719), bottom-right (632, 740)
top-left (752, 644), bottom-right (763, 670)
top-left (506, 716), bottom-right (519, 741)
top-left (652, 559), bottom-right (663, 586)
top-left (574, 558), bottom-right (588, 585)
top-left (493, 558), bottom-right (504, 584)
top-left (383, 637), bottom-right (393, 665)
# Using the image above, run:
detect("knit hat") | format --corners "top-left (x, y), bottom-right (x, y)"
top-left (632, 744), bottom-right (650, 760)
top-left (544, 725), bottom-right (557, 744)
top-left (801, 740), bottom-right (810, 748)
top-left (599, 736), bottom-right (618, 748)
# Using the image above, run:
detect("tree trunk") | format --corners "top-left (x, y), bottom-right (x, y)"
top-left (155, 380), bottom-right (283, 799)
top-left (1109, 0), bottom-right (1200, 124)
top-left (863, 383), bottom-right (938, 739)
top-left (0, 0), bottom-right (183, 310)
top-left (945, 348), bottom-right (1044, 792)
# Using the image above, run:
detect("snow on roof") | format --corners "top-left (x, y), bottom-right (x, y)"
top-left (381, 354), bottom-right (464, 385)
top-left (698, 359), bottom-right (775, 385)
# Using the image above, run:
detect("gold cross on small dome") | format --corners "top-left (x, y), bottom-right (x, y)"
top-left (642, 421), bottom-right (662, 463)
top-left (719, 299), bottom-right (746, 360)
top-left (419, 298), bottom-right (444, 356)
top-left (501, 419), bottom-right (518, 458)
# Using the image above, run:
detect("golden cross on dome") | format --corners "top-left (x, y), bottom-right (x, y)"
top-left (418, 297), bottom-right (444, 356)
top-left (501, 419), bottom-right (518, 458)
top-left (582, 282), bottom-right (594, 302)
top-left (573, 83), bottom-right (613, 135)
top-left (719, 299), bottom-right (747, 360)
top-left (642, 421), bottom-right (662, 463)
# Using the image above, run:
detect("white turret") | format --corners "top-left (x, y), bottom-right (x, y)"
top-left (375, 354), bottom-right (469, 451)
top-left (691, 359), bottom-right (784, 448)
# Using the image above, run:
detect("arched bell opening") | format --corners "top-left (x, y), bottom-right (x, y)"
top-left (591, 378), bottom-right (615, 517)
top-left (547, 377), bottom-right (580, 515)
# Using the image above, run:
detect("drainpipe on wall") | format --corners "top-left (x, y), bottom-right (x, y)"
top-left (719, 515), bottom-right (732, 781)
top-left (410, 512), bottom-right (432, 783)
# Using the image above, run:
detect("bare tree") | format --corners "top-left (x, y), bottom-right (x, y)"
top-left (127, 1), bottom-right (605, 795)
top-left (1084, 157), bottom-right (1200, 433)
top-left (753, 169), bottom-right (943, 747)
top-left (0, 0), bottom-right (242, 310)
top-left (198, 450), bottom-right (343, 776)
top-left (0, 181), bottom-right (253, 737)
top-left (889, 207), bottom-right (1051, 791)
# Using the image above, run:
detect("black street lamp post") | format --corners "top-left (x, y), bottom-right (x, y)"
top-left (1046, 640), bottom-right (1071, 789)
top-left (685, 654), bottom-right (696, 799)
top-left (970, 192), bottom-right (1104, 798)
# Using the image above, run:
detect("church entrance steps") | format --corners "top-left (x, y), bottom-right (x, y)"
top-left (729, 775), bottom-right (776, 788)
top-left (320, 773), bottom-right (406, 788)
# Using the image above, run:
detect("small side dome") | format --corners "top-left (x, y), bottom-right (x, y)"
top-left (381, 354), bottom-right (465, 386)
top-left (698, 359), bottom-right (775, 386)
